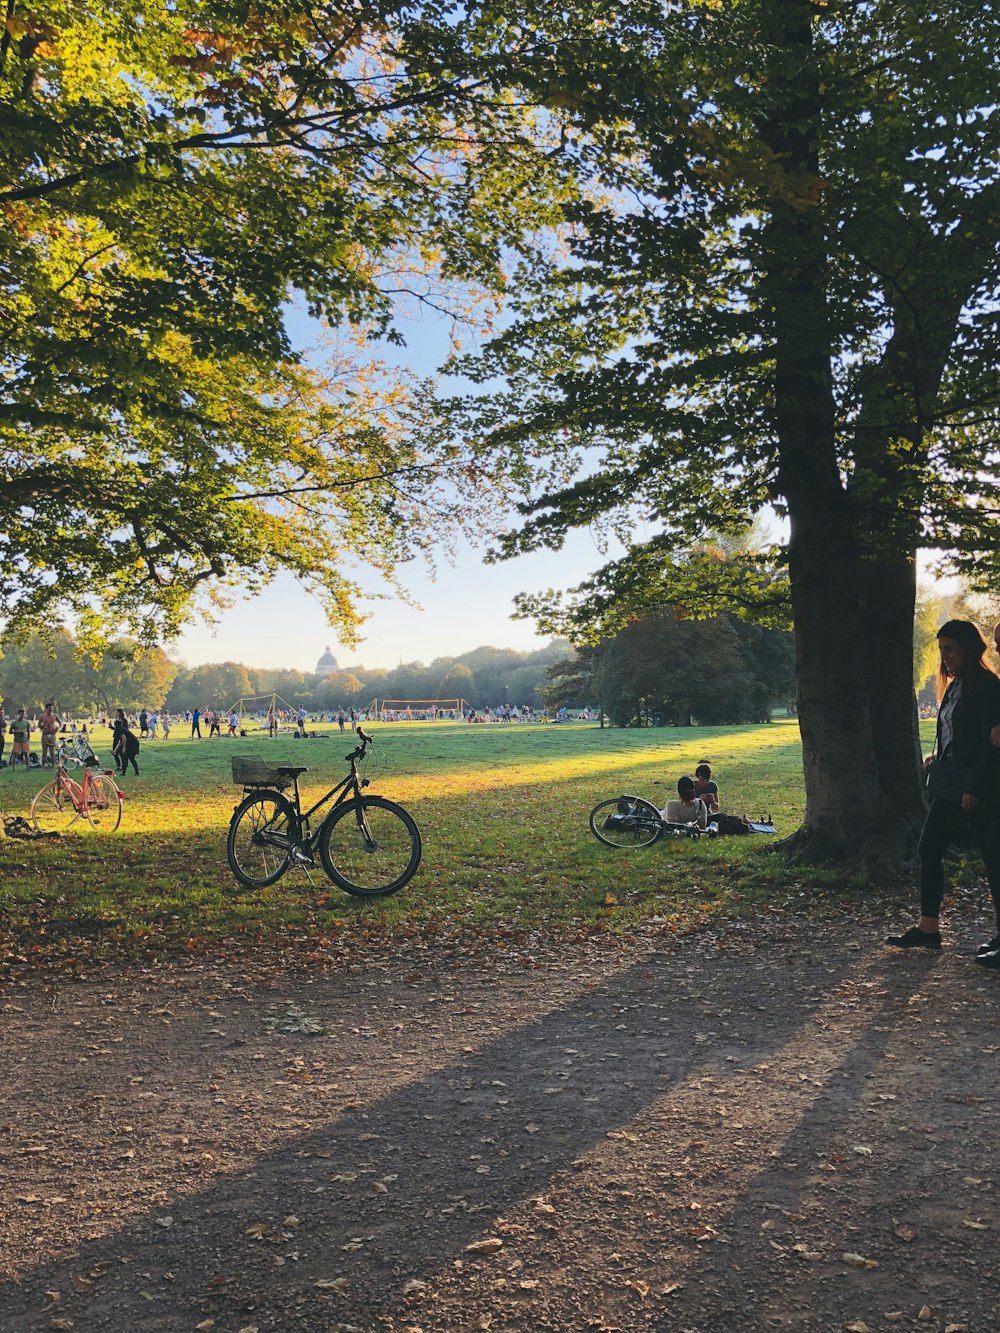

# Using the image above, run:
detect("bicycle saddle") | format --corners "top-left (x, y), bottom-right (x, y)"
top-left (275, 765), bottom-right (309, 778)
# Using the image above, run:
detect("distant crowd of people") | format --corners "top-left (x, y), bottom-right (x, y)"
top-left (371, 704), bottom-right (595, 724)
top-left (0, 697), bottom-right (600, 774)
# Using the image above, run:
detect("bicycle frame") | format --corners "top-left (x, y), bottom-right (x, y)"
top-left (287, 764), bottom-right (369, 847)
top-left (52, 751), bottom-right (91, 815)
top-left (48, 744), bottom-right (123, 824)
top-left (246, 731), bottom-right (376, 859)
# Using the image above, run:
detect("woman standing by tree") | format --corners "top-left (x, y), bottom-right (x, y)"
top-left (887, 621), bottom-right (1000, 963)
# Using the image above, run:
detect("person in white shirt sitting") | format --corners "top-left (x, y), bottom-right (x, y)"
top-left (662, 775), bottom-right (709, 829)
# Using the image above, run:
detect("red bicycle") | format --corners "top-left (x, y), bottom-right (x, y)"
top-left (30, 740), bottom-right (123, 833)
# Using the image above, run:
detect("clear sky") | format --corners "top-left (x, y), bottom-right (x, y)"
top-left (169, 303), bottom-right (621, 672)
top-left (170, 529), bottom-right (614, 671)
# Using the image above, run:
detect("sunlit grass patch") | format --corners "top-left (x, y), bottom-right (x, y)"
top-left (0, 716), bottom-right (932, 972)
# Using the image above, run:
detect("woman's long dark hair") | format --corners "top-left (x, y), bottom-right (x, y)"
top-left (936, 619), bottom-right (999, 702)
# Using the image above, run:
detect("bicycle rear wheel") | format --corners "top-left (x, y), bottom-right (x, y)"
top-left (227, 790), bottom-right (297, 888)
top-left (318, 796), bottom-right (421, 898)
top-left (83, 773), bottom-right (123, 831)
top-left (589, 797), bottom-right (662, 849)
top-left (31, 780), bottom-right (81, 833)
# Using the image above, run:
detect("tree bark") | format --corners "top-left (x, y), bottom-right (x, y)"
top-left (858, 552), bottom-right (924, 821)
top-left (779, 477), bottom-right (885, 861)
top-left (760, 0), bottom-right (886, 862)
top-left (851, 261), bottom-right (968, 826)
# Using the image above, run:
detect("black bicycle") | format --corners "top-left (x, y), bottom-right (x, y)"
top-left (589, 795), bottom-right (776, 848)
top-left (226, 727), bottom-right (421, 897)
top-left (589, 795), bottom-right (704, 848)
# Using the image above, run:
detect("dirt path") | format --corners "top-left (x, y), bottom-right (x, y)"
top-left (2, 910), bottom-right (999, 1333)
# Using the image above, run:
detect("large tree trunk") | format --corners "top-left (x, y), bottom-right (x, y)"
top-left (760, 0), bottom-right (889, 863)
top-left (781, 479), bottom-right (887, 860)
top-left (859, 551), bottom-right (925, 824)
top-left (849, 213), bottom-right (972, 828)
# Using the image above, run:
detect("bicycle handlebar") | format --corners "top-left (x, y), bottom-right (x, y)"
top-left (345, 725), bottom-right (373, 762)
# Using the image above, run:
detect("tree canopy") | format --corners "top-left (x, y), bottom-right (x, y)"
top-left (546, 611), bottom-right (794, 729)
top-left (0, 628), bottom-right (176, 710)
top-left (439, 0), bottom-right (1000, 857)
top-left (0, 0), bottom-right (563, 643)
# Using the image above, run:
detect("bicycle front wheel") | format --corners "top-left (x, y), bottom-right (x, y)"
top-left (31, 780), bottom-right (81, 833)
top-left (83, 774), bottom-right (123, 831)
top-left (318, 797), bottom-right (421, 898)
top-left (589, 797), bottom-right (662, 849)
top-left (227, 790), bottom-right (297, 889)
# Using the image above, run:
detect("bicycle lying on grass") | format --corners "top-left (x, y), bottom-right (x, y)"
top-left (226, 727), bottom-right (421, 897)
top-left (30, 740), bottom-right (123, 833)
top-left (589, 796), bottom-right (776, 849)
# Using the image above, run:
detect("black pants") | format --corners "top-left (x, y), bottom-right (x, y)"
top-left (919, 797), bottom-right (1000, 923)
top-left (115, 744), bottom-right (139, 776)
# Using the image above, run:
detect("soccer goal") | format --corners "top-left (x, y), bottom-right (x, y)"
top-left (367, 698), bottom-right (468, 719)
top-left (224, 692), bottom-right (300, 731)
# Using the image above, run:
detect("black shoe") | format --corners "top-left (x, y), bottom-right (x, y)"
top-left (975, 950), bottom-right (1000, 970)
top-left (977, 934), bottom-right (1000, 957)
top-left (885, 926), bottom-right (942, 950)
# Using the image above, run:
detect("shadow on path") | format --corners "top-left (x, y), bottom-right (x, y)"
top-left (0, 926), bottom-right (965, 1332)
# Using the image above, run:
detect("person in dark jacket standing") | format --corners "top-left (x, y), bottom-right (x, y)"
top-left (887, 620), bottom-right (1000, 960)
top-left (112, 708), bottom-right (140, 777)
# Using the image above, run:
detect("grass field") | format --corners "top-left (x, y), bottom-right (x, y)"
top-left (0, 717), bottom-right (934, 971)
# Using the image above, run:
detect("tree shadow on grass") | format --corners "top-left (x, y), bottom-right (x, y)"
top-left (0, 928), bottom-right (936, 1332)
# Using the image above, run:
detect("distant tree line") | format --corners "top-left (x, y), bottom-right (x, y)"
top-left (0, 630), bottom-right (177, 714)
top-left (0, 632), bottom-right (575, 715)
top-left (0, 618), bottom-right (796, 725)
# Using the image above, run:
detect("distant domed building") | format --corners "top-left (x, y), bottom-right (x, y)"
top-left (316, 646), bottom-right (339, 677)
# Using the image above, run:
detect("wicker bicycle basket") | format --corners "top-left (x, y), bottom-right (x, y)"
top-left (231, 756), bottom-right (289, 789)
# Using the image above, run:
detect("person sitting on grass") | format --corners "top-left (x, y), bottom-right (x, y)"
top-left (112, 708), bottom-right (140, 777)
top-left (693, 761), bottom-right (720, 813)
top-left (662, 776), bottom-right (709, 829)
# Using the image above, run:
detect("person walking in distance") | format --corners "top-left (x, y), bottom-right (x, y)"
top-left (191, 706), bottom-right (202, 739)
top-left (112, 709), bottom-right (140, 776)
top-left (887, 620), bottom-right (1000, 960)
